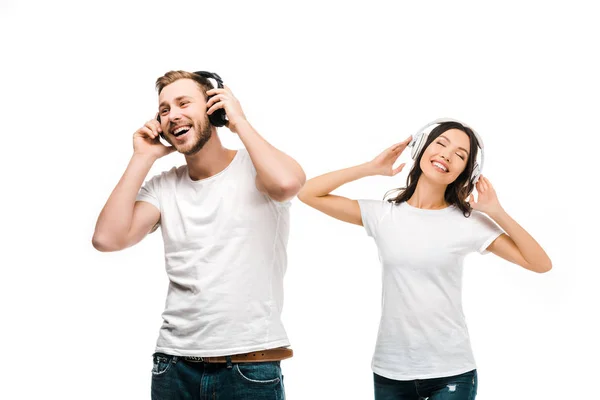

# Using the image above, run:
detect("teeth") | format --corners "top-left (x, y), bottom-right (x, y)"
top-left (432, 161), bottom-right (448, 172)
top-left (173, 126), bottom-right (191, 134)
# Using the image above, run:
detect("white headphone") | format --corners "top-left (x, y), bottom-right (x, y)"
top-left (408, 117), bottom-right (485, 184)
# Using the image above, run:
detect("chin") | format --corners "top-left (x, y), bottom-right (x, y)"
top-left (423, 167), bottom-right (444, 179)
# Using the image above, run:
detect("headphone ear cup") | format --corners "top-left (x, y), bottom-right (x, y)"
top-left (411, 133), bottom-right (426, 160)
top-left (207, 101), bottom-right (228, 127)
top-left (155, 114), bottom-right (174, 147)
top-left (156, 114), bottom-right (166, 141)
top-left (471, 162), bottom-right (480, 184)
top-left (195, 71), bottom-right (228, 127)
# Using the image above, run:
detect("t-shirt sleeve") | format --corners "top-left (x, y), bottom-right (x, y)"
top-left (469, 210), bottom-right (504, 254)
top-left (357, 199), bottom-right (388, 238)
top-left (136, 174), bottom-right (161, 211)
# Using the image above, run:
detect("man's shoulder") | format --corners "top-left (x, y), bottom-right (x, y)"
top-left (150, 165), bottom-right (186, 183)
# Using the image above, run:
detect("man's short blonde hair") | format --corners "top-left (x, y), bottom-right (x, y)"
top-left (155, 70), bottom-right (213, 97)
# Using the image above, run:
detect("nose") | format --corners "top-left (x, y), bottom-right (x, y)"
top-left (440, 151), bottom-right (452, 162)
top-left (167, 107), bottom-right (183, 124)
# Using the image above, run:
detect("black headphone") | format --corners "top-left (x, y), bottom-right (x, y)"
top-left (194, 71), bottom-right (228, 127)
top-left (157, 71), bottom-right (228, 129)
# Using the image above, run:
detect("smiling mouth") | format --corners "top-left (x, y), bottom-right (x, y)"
top-left (172, 126), bottom-right (191, 137)
top-left (431, 161), bottom-right (448, 173)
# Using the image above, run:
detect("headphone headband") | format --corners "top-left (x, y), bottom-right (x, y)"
top-left (193, 71), bottom-right (224, 88)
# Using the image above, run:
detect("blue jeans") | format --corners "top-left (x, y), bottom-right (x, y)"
top-left (151, 352), bottom-right (285, 400)
top-left (374, 369), bottom-right (477, 400)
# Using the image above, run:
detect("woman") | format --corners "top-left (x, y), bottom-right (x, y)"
top-left (298, 119), bottom-right (551, 400)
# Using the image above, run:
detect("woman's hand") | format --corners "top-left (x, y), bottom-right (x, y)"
top-left (368, 135), bottom-right (412, 176)
top-left (468, 175), bottom-right (503, 216)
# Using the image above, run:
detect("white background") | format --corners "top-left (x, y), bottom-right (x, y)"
top-left (1, 1), bottom-right (598, 399)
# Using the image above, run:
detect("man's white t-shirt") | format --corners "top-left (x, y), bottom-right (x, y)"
top-left (136, 149), bottom-right (291, 357)
top-left (358, 199), bottom-right (504, 380)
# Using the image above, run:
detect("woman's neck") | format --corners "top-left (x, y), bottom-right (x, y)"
top-left (406, 177), bottom-right (449, 210)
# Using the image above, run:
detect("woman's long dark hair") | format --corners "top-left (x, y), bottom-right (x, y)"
top-left (385, 122), bottom-right (479, 217)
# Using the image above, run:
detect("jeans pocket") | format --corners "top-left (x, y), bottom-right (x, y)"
top-left (234, 362), bottom-right (282, 384)
top-left (152, 353), bottom-right (174, 377)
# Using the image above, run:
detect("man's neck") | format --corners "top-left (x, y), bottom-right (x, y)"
top-left (184, 135), bottom-right (237, 181)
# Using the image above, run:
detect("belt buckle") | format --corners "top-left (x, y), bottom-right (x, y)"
top-left (185, 356), bottom-right (204, 363)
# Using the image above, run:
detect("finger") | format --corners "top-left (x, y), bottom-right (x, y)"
top-left (395, 136), bottom-right (413, 152)
top-left (392, 163), bottom-right (406, 175)
top-left (139, 126), bottom-right (156, 139)
top-left (144, 122), bottom-right (159, 138)
top-left (151, 118), bottom-right (162, 133)
top-left (385, 142), bottom-right (402, 153)
top-left (483, 176), bottom-right (492, 189)
top-left (206, 94), bottom-right (227, 109)
top-left (392, 137), bottom-right (412, 151)
top-left (153, 117), bottom-right (163, 133)
top-left (468, 194), bottom-right (475, 206)
top-left (206, 88), bottom-right (226, 96)
top-left (481, 177), bottom-right (488, 192)
top-left (392, 149), bottom-right (404, 163)
top-left (207, 101), bottom-right (226, 115)
top-left (475, 180), bottom-right (483, 193)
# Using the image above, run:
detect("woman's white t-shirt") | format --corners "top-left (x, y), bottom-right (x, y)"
top-left (358, 200), bottom-right (503, 380)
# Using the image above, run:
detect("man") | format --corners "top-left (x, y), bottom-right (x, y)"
top-left (92, 70), bottom-right (305, 399)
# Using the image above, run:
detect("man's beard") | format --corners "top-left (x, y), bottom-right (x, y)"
top-left (175, 116), bottom-right (213, 156)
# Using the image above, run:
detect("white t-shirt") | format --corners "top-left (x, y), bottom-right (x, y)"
top-left (358, 199), bottom-right (504, 380)
top-left (136, 149), bottom-right (291, 357)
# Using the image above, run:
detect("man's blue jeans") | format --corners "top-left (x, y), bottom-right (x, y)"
top-left (151, 352), bottom-right (285, 400)
top-left (374, 369), bottom-right (477, 400)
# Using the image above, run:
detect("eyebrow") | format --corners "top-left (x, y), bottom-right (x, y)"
top-left (439, 135), bottom-right (470, 155)
top-left (159, 96), bottom-right (193, 109)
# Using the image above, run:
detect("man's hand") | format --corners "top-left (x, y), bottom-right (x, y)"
top-left (133, 117), bottom-right (177, 159)
top-left (205, 85), bottom-right (248, 134)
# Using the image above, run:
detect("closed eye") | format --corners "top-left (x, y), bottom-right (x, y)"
top-left (436, 141), bottom-right (446, 147)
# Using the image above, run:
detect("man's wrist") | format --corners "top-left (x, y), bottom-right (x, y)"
top-left (229, 118), bottom-right (251, 134)
top-left (132, 152), bottom-right (158, 164)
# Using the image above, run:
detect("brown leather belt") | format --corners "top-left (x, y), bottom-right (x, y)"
top-left (184, 347), bottom-right (293, 363)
